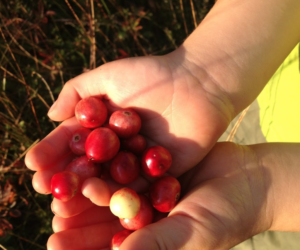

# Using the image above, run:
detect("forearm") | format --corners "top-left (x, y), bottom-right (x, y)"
top-left (170, 0), bottom-right (300, 116)
top-left (251, 143), bottom-right (300, 231)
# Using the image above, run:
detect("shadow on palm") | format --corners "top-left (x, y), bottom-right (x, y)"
top-left (49, 143), bottom-right (272, 250)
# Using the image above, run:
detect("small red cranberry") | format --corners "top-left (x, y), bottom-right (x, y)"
top-left (149, 176), bottom-right (181, 213)
top-left (109, 108), bottom-right (141, 138)
top-left (75, 96), bottom-right (107, 128)
top-left (85, 127), bottom-right (120, 163)
top-left (51, 171), bottom-right (80, 202)
top-left (121, 134), bottom-right (146, 155)
top-left (110, 151), bottom-right (140, 184)
top-left (120, 194), bottom-right (154, 230)
top-left (65, 155), bottom-right (101, 185)
top-left (141, 145), bottom-right (172, 177)
top-left (69, 127), bottom-right (91, 155)
top-left (110, 230), bottom-right (132, 250)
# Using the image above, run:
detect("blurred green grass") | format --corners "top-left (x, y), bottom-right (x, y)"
top-left (0, 0), bottom-right (214, 248)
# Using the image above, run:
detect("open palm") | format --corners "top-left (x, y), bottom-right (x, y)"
top-left (47, 142), bottom-right (271, 250)
top-left (25, 53), bottom-right (233, 195)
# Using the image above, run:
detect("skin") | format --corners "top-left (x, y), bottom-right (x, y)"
top-left (24, 0), bottom-right (300, 249)
top-left (48, 142), bottom-right (300, 250)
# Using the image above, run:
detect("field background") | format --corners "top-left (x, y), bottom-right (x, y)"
top-left (0, 0), bottom-right (215, 249)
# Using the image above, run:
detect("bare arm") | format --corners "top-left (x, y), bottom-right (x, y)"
top-left (48, 142), bottom-right (300, 250)
top-left (170, 0), bottom-right (300, 115)
top-left (251, 143), bottom-right (300, 232)
top-left (27, 1), bottom-right (300, 248)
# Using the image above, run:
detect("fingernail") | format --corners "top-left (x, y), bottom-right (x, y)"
top-left (51, 202), bottom-right (57, 215)
top-left (82, 187), bottom-right (90, 199)
top-left (48, 101), bottom-right (57, 116)
top-left (81, 188), bottom-right (95, 204)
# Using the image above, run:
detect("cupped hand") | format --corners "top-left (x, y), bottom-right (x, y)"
top-left (47, 142), bottom-right (273, 250)
top-left (25, 51), bottom-right (234, 195)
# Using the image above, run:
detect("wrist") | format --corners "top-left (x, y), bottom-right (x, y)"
top-left (166, 45), bottom-right (235, 124)
top-left (251, 143), bottom-right (300, 232)
top-left (167, 0), bottom-right (300, 118)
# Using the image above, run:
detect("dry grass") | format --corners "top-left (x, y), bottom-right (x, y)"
top-left (0, 0), bottom-right (215, 248)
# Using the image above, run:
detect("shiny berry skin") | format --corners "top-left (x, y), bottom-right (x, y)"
top-left (110, 230), bottom-right (132, 250)
top-left (141, 145), bottom-right (172, 177)
top-left (149, 176), bottom-right (181, 213)
top-left (110, 187), bottom-right (141, 219)
top-left (51, 171), bottom-right (80, 202)
top-left (85, 127), bottom-right (120, 163)
top-left (120, 194), bottom-right (154, 230)
top-left (75, 96), bottom-right (107, 128)
top-left (65, 155), bottom-right (101, 185)
top-left (69, 127), bottom-right (91, 155)
top-left (110, 151), bottom-right (140, 184)
top-left (109, 108), bottom-right (141, 138)
top-left (120, 134), bottom-right (146, 155)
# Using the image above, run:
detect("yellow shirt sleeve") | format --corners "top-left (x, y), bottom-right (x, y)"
top-left (257, 43), bottom-right (300, 142)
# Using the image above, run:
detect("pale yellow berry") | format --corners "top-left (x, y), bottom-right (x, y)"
top-left (109, 187), bottom-right (141, 219)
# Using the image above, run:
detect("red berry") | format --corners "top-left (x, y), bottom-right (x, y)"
top-left (110, 230), bottom-right (132, 250)
top-left (109, 108), bottom-right (141, 138)
top-left (149, 176), bottom-right (181, 213)
top-left (69, 127), bottom-right (91, 155)
top-left (110, 187), bottom-right (141, 219)
top-left (110, 151), bottom-right (140, 184)
top-left (65, 155), bottom-right (101, 185)
top-left (85, 127), bottom-right (120, 163)
top-left (51, 171), bottom-right (80, 202)
top-left (75, 96), bottom-right (107, 128)
top-left (120, 194), bottom-right (154, 230)
top-left (141, 146), bottom-right (172, 177)
top-left (121, 134), bottom-right (146, 155)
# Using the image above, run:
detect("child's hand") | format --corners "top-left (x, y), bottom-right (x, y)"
top-left (25, 54), bottom-right (233, 195)
top-left (47, 142), bottom-right (274, 250)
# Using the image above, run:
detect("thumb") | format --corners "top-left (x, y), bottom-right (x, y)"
top-left (119, 208), bottom-right (250, 250)
top-left (47, 56), bottom-right (154, 122)
top-left (119, 214), bottom-right (213, 250)
top-left (47, 55), bottom-right (171, 122)
top-left (47, 66), bottom-right (106, 121)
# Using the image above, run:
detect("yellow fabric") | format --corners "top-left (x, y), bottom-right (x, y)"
top-left (257, 43), bottom-right (300, 142)
top-left (231, 231), bottom-right (300, 250)
top-left (231, 44), bottom-right (300, 250)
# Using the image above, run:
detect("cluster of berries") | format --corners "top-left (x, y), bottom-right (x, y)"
top-left (50, 96), bottom-right (181, 249)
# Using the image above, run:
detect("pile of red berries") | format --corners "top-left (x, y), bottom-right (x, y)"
top-left (50, 96), bottom-right (181, 249)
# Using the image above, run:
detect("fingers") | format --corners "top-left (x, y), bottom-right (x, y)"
top-left (47, 67), bottom-right (105, 121)
top-left (47, 63), bottom-right (112, 122)
top-left (120, 214), bottom-right (201, 250)
top-left (120, 204), bottom-right (231, 250)
top-left (81, 178), bottom-right (112, 206)
top-left (52, 206), bottom-right (116, 233)
top-left (32, 153), bottom-right (75, 194)
top-left (47, 220), bottom-right (122, 250)
top-left (47, 56), bottom-right (173, 122)
top-left (51, 193), bottom-right (94, 218)
top-left (25, 117), bottom-right (81, 171)
top-left (81, 176), bottom-right (150, 207)
top-left (47, 83), bottom-right (81, 121)
top-left (120, 174), bottom-right (245, 250)
top-left (49, 174), bottom-right (150, 218)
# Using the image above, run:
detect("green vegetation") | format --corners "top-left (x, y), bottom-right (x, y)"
top-left (0, 0), bottom-right (214, 248)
